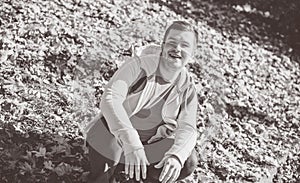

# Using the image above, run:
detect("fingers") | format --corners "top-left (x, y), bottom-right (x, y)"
top-left (161, 165), bottom-right (173, 183)
top-left (154, 159), bottom-right (164, 169)
top-left (161, 167), bottom-right (179, 183)
top-left (132, 163), bottom-right (149, 181)
top-left (129, 163), bottom-right (134, 179)
top-left (148, 136), bottom-right (162, 144)
top-left (155, 157), bottom-right (166, 169)
top-left (141, 163), bottom-right (147, 179)
top-left (125, 163), bottom-right (129, 175)
top-left (124, 149), bottom-right (149, 181)
top-left (159, 158), bottom-right (181, 183)
top-left (135, 160), bottom-right (150, 180)
top-left (147, 136), bottom-right (156, 144)
top-left (159, 161), bottom-right (170, 182)
top-left (135, 164), bottom-right (141, 181)
top-left (174, 169), bottom-right (180, 182)
top-left (125, 160), bottom-right (148, 180)
top-left (168, 169), bottom-right (180, 183)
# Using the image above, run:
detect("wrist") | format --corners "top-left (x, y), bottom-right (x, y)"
top-left (124, 147), bottom-right (144, 156)
top-left (167, 155), bottom-right (183, 168)
top-left (117, 130), bottom-right (144, 155)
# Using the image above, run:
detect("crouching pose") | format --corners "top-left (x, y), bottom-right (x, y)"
top-left (87, 21), bottom-right (199, 183)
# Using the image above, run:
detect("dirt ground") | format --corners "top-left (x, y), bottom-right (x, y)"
top-left (0, 0), bottom-right (299, 182)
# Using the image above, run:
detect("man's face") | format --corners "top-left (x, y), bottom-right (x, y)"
top-left (161, 29), bottom-right (196, 70)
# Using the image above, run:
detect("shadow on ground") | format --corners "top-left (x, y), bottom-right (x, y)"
top-left (151, 0), bottom-right (300, 62)
top-left (0, 122), bottom-right (89, 183)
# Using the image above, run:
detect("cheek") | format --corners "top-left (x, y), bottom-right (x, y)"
top-left (162, 50), bottom-right (168, 57)
top-left (181, 51), bottom-right (190, 58)
top-left (182, 50), bottom-right (194, 60)
top-left (162, 48), bottom-right (171, 57)
top-left (181, 53), bottom-right (191, 65)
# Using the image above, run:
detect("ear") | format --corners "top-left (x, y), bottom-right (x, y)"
top-left (190, 48), bottom-right (195, 58)
top-left (192, 44), bottom-right (197, 57)
top-left (160, 42), bottom-right (165, 52)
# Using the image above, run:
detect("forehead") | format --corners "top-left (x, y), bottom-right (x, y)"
top-left (165, 29), bottom-right (196, 43)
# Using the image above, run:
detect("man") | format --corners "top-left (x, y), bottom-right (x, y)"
top-left (87, 20), bottom-right (199, 183)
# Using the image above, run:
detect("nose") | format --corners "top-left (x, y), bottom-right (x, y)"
top-left (174, 43), bottom-right (182, 52)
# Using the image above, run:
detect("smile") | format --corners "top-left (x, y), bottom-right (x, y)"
top-left (168, 52), bottom-right (182, 59)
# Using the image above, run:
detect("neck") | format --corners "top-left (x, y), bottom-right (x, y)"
top-left (158, 57), bottom-right (181, 83)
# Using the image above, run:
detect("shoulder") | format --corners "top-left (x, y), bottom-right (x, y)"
top-left (135, 44), bottom-right (162, 76)
top-left (177, 68), bottom-right (196, 91)
top-left (117, 44), bottom-right (161, 77)
top-left (136, 44), bottom-right (161, 56)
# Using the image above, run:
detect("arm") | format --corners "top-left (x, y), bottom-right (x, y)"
top-left (100, 57), bottom-right (144, 155)
top-left (164, 87), bottom-right (198, 166)
top-left (155, 87), bottom-right (198, 182)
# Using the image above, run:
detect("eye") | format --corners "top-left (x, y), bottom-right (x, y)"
top-left (181, 43), bottom-right (190, 48)
top-left (166, 41), bottom-right (177, 46)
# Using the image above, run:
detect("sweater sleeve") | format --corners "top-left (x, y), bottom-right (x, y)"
top-left (100, 57), bottom-right (144, 155)
top-left (164, 87), bottom-right (198, 166)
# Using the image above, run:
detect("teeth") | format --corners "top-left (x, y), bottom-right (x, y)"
top-left (169, 53), bottom-right (181, 58)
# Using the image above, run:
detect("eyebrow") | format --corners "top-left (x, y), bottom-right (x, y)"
top-left (167, 37), bottom-right (177, 41)
top-left (167, 38), bottom-right (191, 45)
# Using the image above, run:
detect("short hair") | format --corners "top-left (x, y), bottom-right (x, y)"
top-left (163, 21), bottom-right (199, 47)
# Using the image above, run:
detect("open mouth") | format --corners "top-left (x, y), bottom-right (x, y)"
top-left (168, 52), bottom-right (182, 59)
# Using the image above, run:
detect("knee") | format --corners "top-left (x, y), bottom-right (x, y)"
top-left (178, 149), bottom-right (198, 180)
top-left (185, 149), bottom-right (198, 170)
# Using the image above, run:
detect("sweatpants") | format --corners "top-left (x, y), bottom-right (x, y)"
top-left (87, 117), bottom-right (198, 182)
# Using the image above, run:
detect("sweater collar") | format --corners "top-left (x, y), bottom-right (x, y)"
top-left (138, 54), bottom-right (192, 93)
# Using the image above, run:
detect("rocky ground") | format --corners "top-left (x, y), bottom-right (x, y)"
top-left (0, 0), bottom-right (299, 182)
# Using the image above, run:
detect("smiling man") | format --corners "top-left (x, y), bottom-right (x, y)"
top-left (87, 21), bottom-right (199, 183)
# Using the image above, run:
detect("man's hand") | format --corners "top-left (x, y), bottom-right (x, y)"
top-left (125, 148), bottom-right (150, 181)
top-left (154, 156), bottom-right (182, 183)
top-left (147, 133), bottom-right (163, 144)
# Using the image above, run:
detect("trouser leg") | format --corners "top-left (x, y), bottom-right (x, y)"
top-left (87, 117), bottom-right (123, 183)
top-left (114, 138), bottom-right (198, 182)
top-left (142, 138), bottom-right (198, 181)
top-left (88, 144), bottom-right (118, 183)
top-left (88, 143), bottom-right (198, 182)
top-left (178, 149), bottom-right (198, 180)
top-left (145, 149), bottom-right (198, 182)
top-left (87, 117), bottom-right (198, 182)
